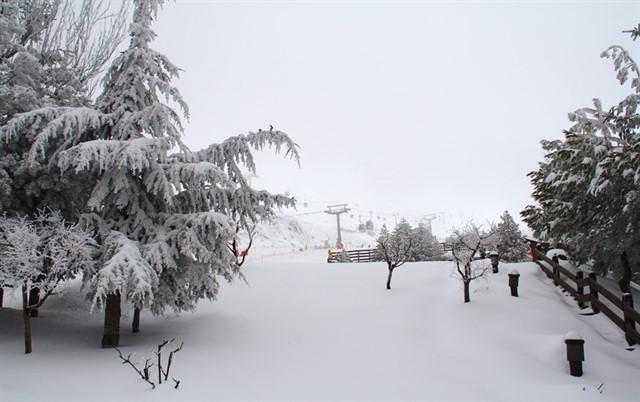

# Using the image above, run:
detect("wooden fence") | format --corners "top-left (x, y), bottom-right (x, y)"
top-left (530, 242), bottom-right (640, 345)
top-left (327, 248), bottom-right (380, 263)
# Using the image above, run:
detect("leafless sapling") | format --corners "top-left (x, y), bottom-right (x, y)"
top-left (115, 339), bottom-right (183, 389)
top-left (0, 212), bottom-right (96, 353)
top-left (449, 223), bottom-right (496, 303)
top-left (377, 222), bottom-right (415, 290)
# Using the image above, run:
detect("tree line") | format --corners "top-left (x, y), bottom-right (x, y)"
top-left (376, 211), bottom-right (529, 299)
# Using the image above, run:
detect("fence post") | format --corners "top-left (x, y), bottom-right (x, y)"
top-left (576, 271), bottom-right (585, 309)
top-left (622, 293), bottom-right (637, 346)
top-left (588, 273), bottom-right (599, 314)
top-left (528, 240), bottom-right (538, 261)
top-left (551, 255), bottom-right (560, 286)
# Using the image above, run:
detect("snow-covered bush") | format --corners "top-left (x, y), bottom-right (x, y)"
top-left (0, 210), bottom-right (96, 353)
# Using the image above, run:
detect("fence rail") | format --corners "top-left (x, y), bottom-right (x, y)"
top-left (530, 243), bottom-right (640, 346)
top-left (327, 248), bottom-right (380, 263)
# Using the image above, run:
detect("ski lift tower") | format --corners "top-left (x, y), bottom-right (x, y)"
top-left (421, 214), bottom-right (438, 235)
top-left (325, 204), bottom-right (350, 249)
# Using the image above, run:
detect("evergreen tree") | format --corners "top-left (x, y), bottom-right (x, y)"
top-left (495, 211), bottom-right (528, 262)
top-left (1, 0), bottom-right (299, 347)
top-left (411, 222), bottom-right (443, 261)
top-left (0, 0), bottom-right (127, 315)
top-left (522, 24), bottom-right (640, 291)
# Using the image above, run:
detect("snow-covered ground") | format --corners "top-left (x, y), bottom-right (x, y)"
top-left (1, 250), bottom-right (639, 401)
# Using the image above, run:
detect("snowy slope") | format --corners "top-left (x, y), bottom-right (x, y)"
top-left (241, 214), bottom-right (377, 260)
top-left (1, 253), bottom-right (640, 401)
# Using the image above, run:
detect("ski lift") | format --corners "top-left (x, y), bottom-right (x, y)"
top-left (365, 220), bottom-right (374, 231)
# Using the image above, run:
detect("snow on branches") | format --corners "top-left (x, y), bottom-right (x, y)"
top-left (523, 23), bottom-right (640, 286)
top-left (449, 223), bottom-right (496, 303)
top-left (0, 210), bottom-right (96, 295)
top-left (87, 231), bottom-right (157, 312)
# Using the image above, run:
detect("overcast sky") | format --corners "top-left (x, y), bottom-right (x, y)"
top-left (151, 0), bottom-right (638, 235)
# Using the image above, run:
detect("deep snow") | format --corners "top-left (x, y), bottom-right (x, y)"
top-left (1, 250), bottom-right (639, 401)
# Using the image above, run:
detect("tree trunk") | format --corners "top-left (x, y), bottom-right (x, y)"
top-left (132, 307), bottom-right (140, 333)
top-left (463, 280), bottom-right (470, 303)
top-left (101, 292), bottom-right (121, 348)
top-left (0, 287), bottom-right (3, 308)
top-left (619, 251), bottom-right (632, 294)
top-left (28, 287), bottom-right (40, 317)
top-left (386, 266), bottom-right (394, 290)
top-left (22, 285), bottom-right (32, 354)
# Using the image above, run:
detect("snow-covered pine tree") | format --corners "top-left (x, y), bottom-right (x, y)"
top-left (1, 0), bottom-right (299, 347)
top-left (495, 211), bottom-right (528, 262)
top-left (411, 222), bottom-right (443, 261)
top-left (522, 24), bottom-right (640, 291)
top-left (0, 0), bottom-right (128, 315)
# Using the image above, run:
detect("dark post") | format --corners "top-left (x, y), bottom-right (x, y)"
top-left (588, 272), bottom-right (599, 314)
top-left (551, 255), bottom-right (560, 285)
top-left (565, 332), bottom-right (584, 377)
top-left (576, 271), bottom-right (585, 309)
top-left (508, 270), bottom-right (520, 297)
top-left (489, 252), bottom-right (499, 274)
top-left (622, 293), bottom-right (637, 346)
top-left (0, 288), bottom-right (3, 308)
top-left (528, 240), bottom-right (538, 261)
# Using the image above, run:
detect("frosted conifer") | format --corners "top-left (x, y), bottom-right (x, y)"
top-left (522, 24), bottom-right (640, 291)
top-left (495, 211), bottom-right (527, 262)
top-left (1, 0), bottom-right (299, 347)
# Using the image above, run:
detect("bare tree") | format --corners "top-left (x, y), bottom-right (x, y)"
top-left (3, 0), bottom-right (128, 95)
top-left (449, 223), bottom-right (496, 303)
top-left (0, 211), bottom-right (96, 353)
top-left (377, 221), bottom-right (415, 290)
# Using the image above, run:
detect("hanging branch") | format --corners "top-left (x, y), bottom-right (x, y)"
top-left (227, 223), bottom-right (256, 267)
top-left (114, 347), bottom-right (156, 389)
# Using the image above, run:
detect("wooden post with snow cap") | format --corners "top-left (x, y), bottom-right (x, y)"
top-left (564, 332), bottom-right (584, 377)
top-left (489, 252), bottom-right (499, 273)
top-left (508, 270), bottom-right (520, 297)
